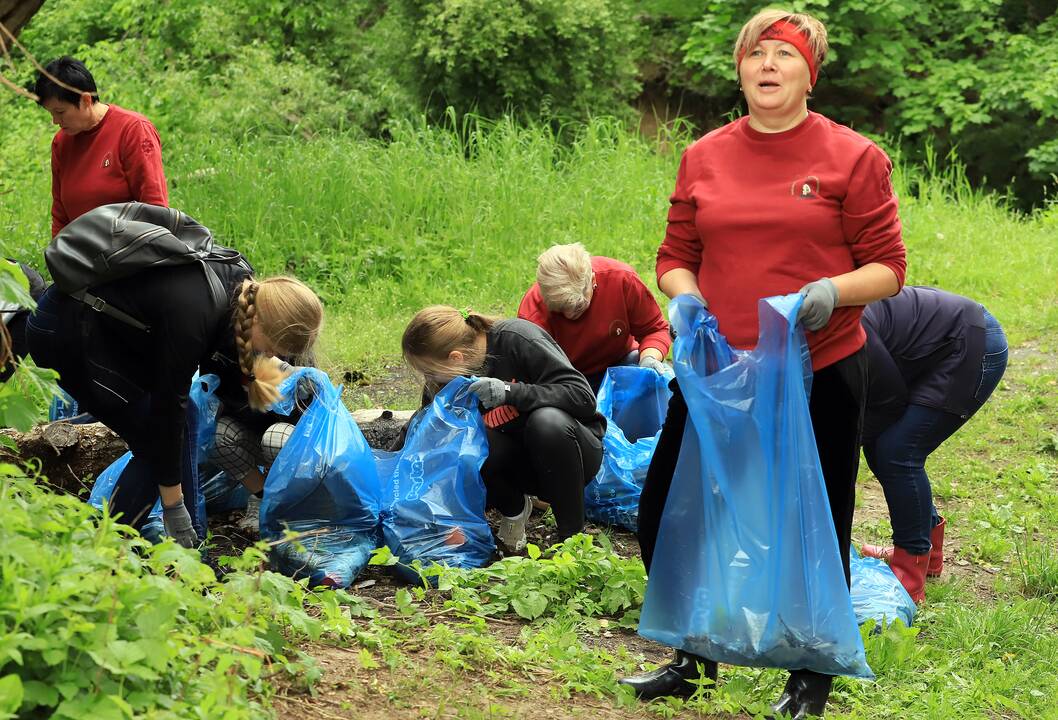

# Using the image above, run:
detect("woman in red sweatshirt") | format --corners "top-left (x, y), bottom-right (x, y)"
top-left (33, 57), bottom-right (169, 237)
top-left (620, 9), bottom-right (907, 718)
top-left (517, 243), bottom-right (671, 391)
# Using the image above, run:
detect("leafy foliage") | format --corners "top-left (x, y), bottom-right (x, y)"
top-left (0, 463), bottom-right (360, 718)
top-left (397, 0), bottom-right (641, 121)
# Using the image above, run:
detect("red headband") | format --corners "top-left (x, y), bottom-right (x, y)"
top-left (738, 20), bottom-right (818, 86)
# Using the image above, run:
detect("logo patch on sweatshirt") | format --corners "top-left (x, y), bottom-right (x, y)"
top-left (101, 152), bottom-right (113, 169)
top-left (791, 176), bottom-right (820, 199)
top-left (609, 319), bottom-right (628, 338)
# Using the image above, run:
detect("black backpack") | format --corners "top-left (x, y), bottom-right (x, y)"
top-left (45, 202), bottom-right (252, 333)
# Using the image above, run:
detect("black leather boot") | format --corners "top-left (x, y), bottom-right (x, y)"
top-left (768, 671), bottom-right (833, 719)
top-left (618, 649), bottom-right (718, 700)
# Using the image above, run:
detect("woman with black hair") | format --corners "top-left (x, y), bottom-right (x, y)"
top-left (33, 57), bottom-right (168, 237)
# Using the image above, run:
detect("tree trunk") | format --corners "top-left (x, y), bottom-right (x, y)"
top-left (2, 409), bottom-right (415, 496)
top-left (0, 0), bottom-right (46, 39)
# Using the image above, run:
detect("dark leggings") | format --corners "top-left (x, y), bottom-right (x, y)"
top-left (636, 348), bottom-right (868, 674)
top-left (26, 287), bottom-right (203, 534)
top-left (481, 406), bottom-right (603, 540)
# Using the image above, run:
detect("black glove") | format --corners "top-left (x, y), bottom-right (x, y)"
top-left (162, 499), bottom-right (199, 548)
top-left (468, 377), bottom-right (509, 410)
top-left (797, 278), bottom-right (839, 331)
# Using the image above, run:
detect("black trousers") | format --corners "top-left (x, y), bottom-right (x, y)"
top-left (26, 287), bottom-right (202, 534)
top-left (481, 406), bottom-right (603, 540)
top-left (636, 348), bottom-right (868, 670)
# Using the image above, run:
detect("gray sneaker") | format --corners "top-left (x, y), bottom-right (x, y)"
top-left (495, 495), bottom-right (532, 553)
top-left (238, 493), bottom-right (261, 534)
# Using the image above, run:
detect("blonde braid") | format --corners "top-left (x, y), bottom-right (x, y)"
top-left (233, 278), bottom-right (286, 410)
top-left (235, 279), bottom-right (259, 379)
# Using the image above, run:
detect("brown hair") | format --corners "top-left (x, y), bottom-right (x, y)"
top-left (732, 9), bottom-right (828, 76)
top-left (401, 305), bottom-right (498, 384)
top-left (233, 276), bottom-right (323, 410)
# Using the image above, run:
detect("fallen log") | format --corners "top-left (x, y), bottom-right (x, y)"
top-left (2, 409), bottom-right (415, 496)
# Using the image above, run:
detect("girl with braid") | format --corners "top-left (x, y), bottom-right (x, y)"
top-left (28, 264), bottom-right (323, 548)
top-left (207, 278), bottom-right (320, 533)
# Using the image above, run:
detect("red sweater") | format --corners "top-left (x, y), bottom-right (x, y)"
top-left (656, 112), bottom-right (907, 371)
top-left (51, 105), bottom-right (169, 237)
top-left (518, 256), bottom-right (671, 377)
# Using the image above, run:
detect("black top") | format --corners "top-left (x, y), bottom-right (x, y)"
top-left (90, 259), bottom-right (252, 484)
top-left (484, 319), bottom-right (606, 439)
top-left (861, 286), bottom-right (987, 442)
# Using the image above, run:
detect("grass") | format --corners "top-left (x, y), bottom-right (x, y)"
top-left (4, 117), bottom-right (1058, 719)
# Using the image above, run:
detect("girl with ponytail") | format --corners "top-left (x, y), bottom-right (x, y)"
top-left (400, 305), bottom-right (605, 553)
top-left (27, 258), bottom-right (323, 548)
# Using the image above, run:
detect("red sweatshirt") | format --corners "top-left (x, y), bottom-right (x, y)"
top-left (518, 256), bottom-right (671, 377)
top-left (656, 112), bottom-right (906, 371)
top-left (50, 105), bottom-right (169, 237)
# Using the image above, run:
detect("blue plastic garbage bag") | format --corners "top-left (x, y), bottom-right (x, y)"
top-left (377, 376), bottom-right (493, 576)
top-left (87, 372), bottom-right (219, 541)
top-left (638, 294), bottom-right (872, 679)
top-left (850, 545), bottom-right (916, 628)
top-left (48, 388), bottom-right (94, 424)
top-left (201, 470), bottom-right (251, 515)
top-left (262, 367), bottom-right (381, 588)
top-left (88, 452), bottom-right (165, 543)
top-left (585, 366), bottom-right (673, 531)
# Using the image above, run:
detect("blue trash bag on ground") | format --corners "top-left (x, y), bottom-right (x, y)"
top-left (201, 470), bottom-right (251, 515)
top-left (377, 376), bottom-right (493, 577)
top-left (262, 367), bottom-right (381, 588)
top-left (48, 388), bottom-right (94, 424)
top-left (87, 372), bottom-right (219, 542)
top-left (850, 545), bottom-right (916, 628)
top-left (585, 365), bottom-right (673, 531)
top-left (638, 294), bottom-right (873, 679)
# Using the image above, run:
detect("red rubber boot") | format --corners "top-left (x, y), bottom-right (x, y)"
top-left (889, 548), bottom-right (929, 603)
top-left (927, 517), bottom-right (946, 578)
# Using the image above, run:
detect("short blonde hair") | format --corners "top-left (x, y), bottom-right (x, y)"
top-left (536, 243), bottom-right (593, 315)
top-left (732, 9), bottom-right (828, 76)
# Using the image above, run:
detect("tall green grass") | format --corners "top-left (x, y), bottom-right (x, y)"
top-left (4, 117), bottom-right (1056, 395)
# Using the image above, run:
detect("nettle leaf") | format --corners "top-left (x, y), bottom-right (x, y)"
top-left (20, 680), bottom-right (58, 710)
top-left (511, 591), bottom-right (548, 620)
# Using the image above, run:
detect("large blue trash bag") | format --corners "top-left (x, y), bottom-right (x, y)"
top-left (377, 376), bottom-right (493, 577)
top-left (262, 367), bottom-right (381, 588)
top-left (87, 372), bottom-right (219, 541)
top-left (638, 294), bottom-right (873, 679)
top-left (585, 366), bottom-right (673, 531)
top-left (850, 545), bottom-right (916, 628)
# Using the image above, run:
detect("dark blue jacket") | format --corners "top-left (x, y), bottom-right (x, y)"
top-left (861, 286), bottom-right (986, 442)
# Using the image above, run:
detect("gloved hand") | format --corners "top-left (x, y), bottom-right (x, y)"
top-left (468, 377), bottom-right (509, 410)
top-left (639, 355), bottom-right (667, 374)
top-left (797, 278), bottom-right (839, 331)
top-left (162, 499), bottom-right (199, 548)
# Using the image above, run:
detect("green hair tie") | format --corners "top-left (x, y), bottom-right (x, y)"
top-left (460, 307), bottom-right (471, 321)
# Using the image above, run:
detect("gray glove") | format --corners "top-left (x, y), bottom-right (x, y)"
top-left (797, 278), bottom-right (839, 332)
top-left (639, 355), bottom-right (666, 374)
top-left (162, 499), bottom-right (199, 548)
top-left (468, 377), bottom-right (509, 410)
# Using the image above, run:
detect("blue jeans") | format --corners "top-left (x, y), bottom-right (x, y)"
top-left (863, 309), bottom-right (1008, 554)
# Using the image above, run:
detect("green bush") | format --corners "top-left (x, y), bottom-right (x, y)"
top-left (398, 0), bottom-right (642, 120)
top-left (0, 462), bottom-right (360, 719)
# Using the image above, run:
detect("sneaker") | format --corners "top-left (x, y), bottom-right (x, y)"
top-left (495, 495), bottom-right (532, 553)
top-left (238, 493), bottom-right (261, 534)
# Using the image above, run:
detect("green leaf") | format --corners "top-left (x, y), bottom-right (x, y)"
top-left (0, 675), bottom-right (24, 718)
top-left (526, 543), bottom-right (541, 560)
top-left (511, 591), bottom-right (548, 620)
